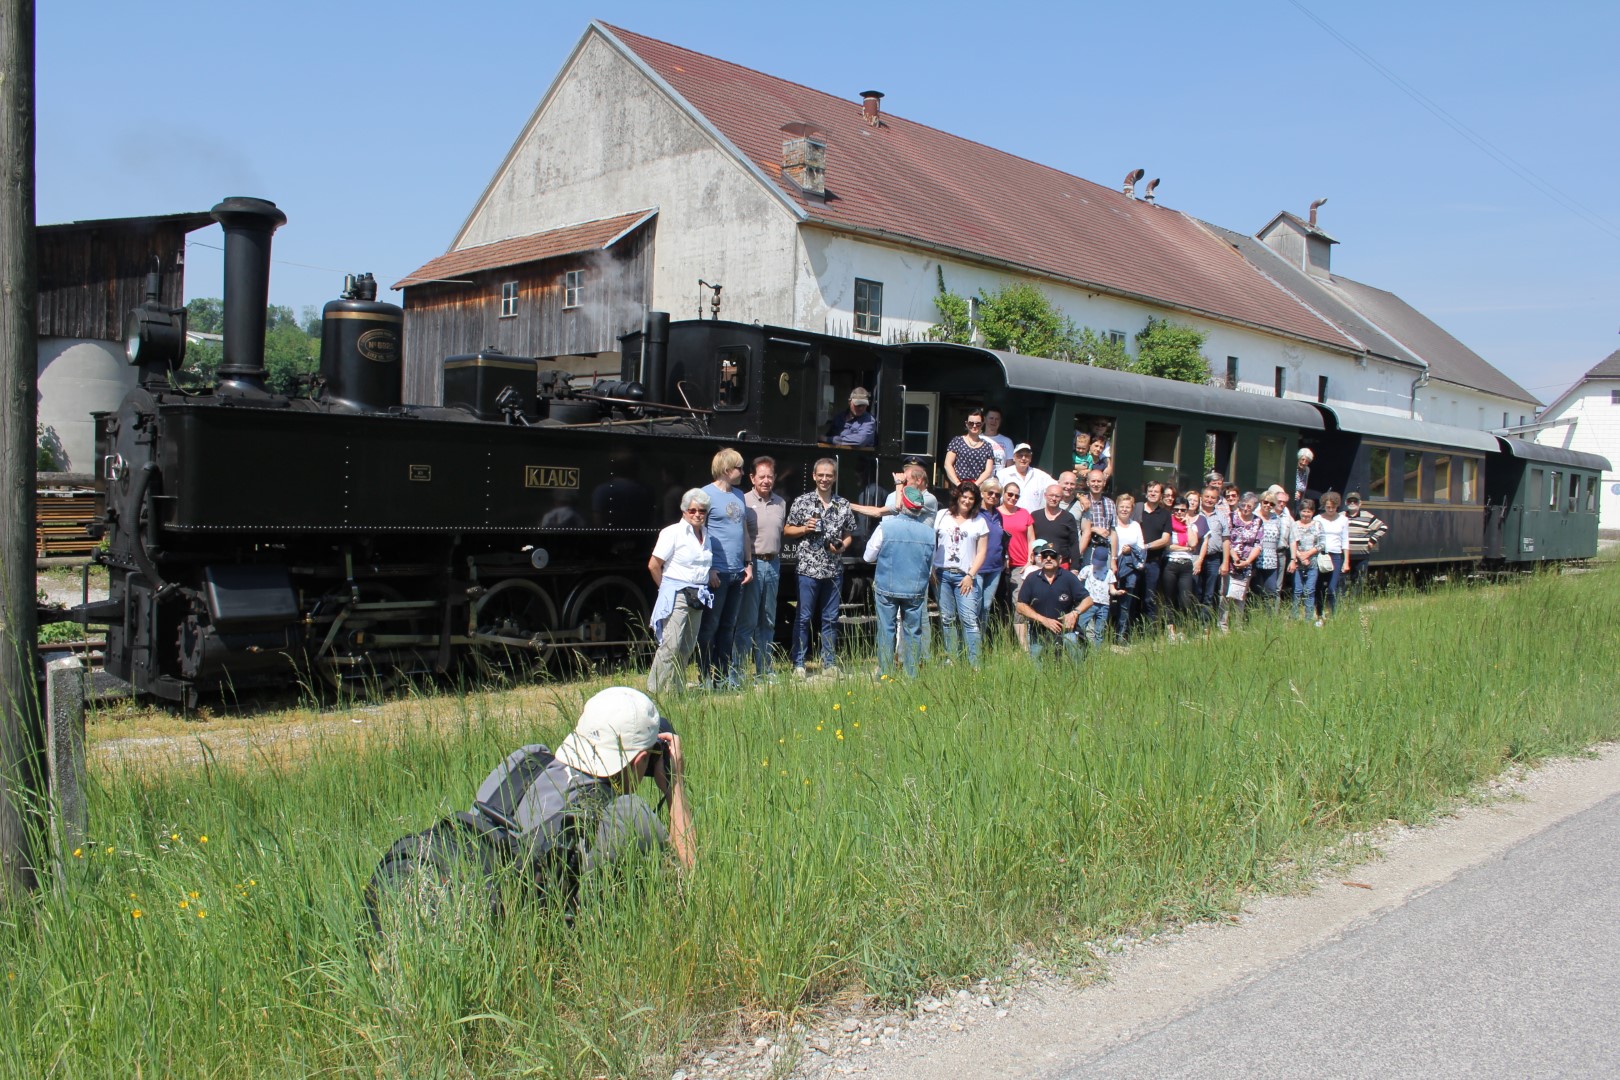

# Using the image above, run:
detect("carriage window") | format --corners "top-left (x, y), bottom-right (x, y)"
top-left (1206, 430), bottom-right (1236, 483)
top-left (1461, 458), bottom-right (1479, 504)
top-left (1587, 476), bottom-right (1598, 513)
top-left (1402, 452), bottom-right (1421, 501)
top-left (1568, 472), bottom-right (1581, 513)
top-left (1073, 415), bottom-right (1117, 476)
top-left (1530, 469), bottom-right (1544, 508)
top-left (1257, 436), bottom-right (1288, 489)
top-left (902, 391), bottom-right (937, 460)
top-left (714, 346), bottom-right (748, 411)
top-left (1547, 470), bottom-right (1560, 510)
top-left (1142, 422), bottom-right (1181, 487)
top-left (1433, 455), bottom-right (1452, 503)
top-left (1368, 447), bottom-right (1389, 500)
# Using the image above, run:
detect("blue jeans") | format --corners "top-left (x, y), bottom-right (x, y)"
top-left (1114, 569), bottom-right (1138, 640)
top-left (977, 570), bottom-right (1002, 633)
top-left (1322, 552), bottom-right (1346, 615)
top-left (1139, 559), bottom-right (1164, 629)
top-left (1254, 564), bottom-right (1282, 607)
top-left (1028, 627), bottom-right (1082, 665)
top-left (1078, 601), bottom-right (1110, 646)
top-left (1294, 561), bottom-right (1320, 618)
top-left (935, 570), bottom-right (982, 667)
top-left (733, 557), bottom-right (780, 676)
top-left (696, 568), bottom-right (745, 686)
top-left (792, 573), bottom-right (842, 668)
top-left (874, 591), bottom-right (926, 677)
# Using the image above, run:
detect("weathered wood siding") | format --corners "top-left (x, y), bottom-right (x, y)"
top-left (37, 223), bottom-right (192, 342)
top-left (402, 222), bottom-right (653, 405)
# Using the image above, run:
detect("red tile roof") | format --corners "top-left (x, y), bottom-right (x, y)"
top-left (395, 209), bottom-right (654, 289)
top-left (602, 25), bottom-right (1359, 351)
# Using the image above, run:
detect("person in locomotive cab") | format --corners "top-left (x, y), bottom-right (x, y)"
top-left (825, 388), bottom-right (877, 448)
top-left (695, 449), bottom-right (753, 690)
top-left (647, 489), bottom-right (719, 694)
top-left (784, 458), bottom-right (856, 678)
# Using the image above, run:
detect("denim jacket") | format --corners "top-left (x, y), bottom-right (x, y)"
top-left (868, 513), bottom-right (936, 600)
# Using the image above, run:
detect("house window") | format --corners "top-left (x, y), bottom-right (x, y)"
top-left (854, 279), bottom-right (883, 335)
top-left (1225, 356), bottom-right (1239, 389)
top-left (563, 270), bottom-right (583, 310)
top-left (1611, 390), bottom-right (1620, 405)
top-left (1503, 412), bottom-right (1510, 428)
top-left (1106, 330), bottom-right (1126, 347)
top-left (1274, 366), bottom-right (1286, 398)
top-left (1317, 375), bottom-right (1329, 404)
top-left (499, 281), bottom-right (518, 318)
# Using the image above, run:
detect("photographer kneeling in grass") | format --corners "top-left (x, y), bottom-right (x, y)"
top-left (366, 688), bottom-right (694, 931)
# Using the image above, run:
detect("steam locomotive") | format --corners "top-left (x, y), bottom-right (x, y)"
top-left (81, 197), bottom-right (1607, 707)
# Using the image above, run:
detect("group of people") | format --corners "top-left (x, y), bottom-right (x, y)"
top-left (643, 427), bottom-right (1390, 689)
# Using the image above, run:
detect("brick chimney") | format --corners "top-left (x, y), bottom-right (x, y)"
top-left (780, 122), bottom-right (826, 196)
top-left (861, 90), bottom-right (884, 125)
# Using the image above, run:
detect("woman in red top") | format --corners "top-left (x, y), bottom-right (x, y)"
top-left (998, 481), bottom-right (1037, 650)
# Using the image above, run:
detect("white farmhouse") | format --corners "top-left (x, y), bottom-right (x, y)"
top-left (399, 22), bottom-right (1535, 429)
top-left (1534, 349), bottom-right (1620, 533)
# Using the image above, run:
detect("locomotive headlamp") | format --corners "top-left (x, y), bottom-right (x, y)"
top-left (125, 301), bottom-right (187, 367)
top-left (125, 269), bottom-right (187, 370)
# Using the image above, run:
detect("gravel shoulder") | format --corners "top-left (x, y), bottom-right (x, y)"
top-left (681, 743), bottom-right (1620, 1080)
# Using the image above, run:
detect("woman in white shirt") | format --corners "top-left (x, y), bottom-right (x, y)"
top-left (1111, 491), bottom-right (1144, 641)
top-left (647, 489), bottom-right (719, 693)
top-left (1315, 491), bottom-right (1351, 621)
top-left (933, 482), bottom-right (989, 668)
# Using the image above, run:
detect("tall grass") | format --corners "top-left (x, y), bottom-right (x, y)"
top-left (3, 567), bottom-right (1618, 1077)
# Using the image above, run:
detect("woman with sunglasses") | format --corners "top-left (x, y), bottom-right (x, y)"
top-left (933, 482), bottom-right (990, 668)
top-left (944, 409), bottom-right (996, 488)
top-left (998, 481), bottom-right (1036, 649)
top-left (1254, 493), bottom-right (1285, 606)
top-left (646, 489), bottom-right (719, 694)
top-left (1162, 500), bottom-right (1204, 642)
top-left (976, 479), bottom-right (1008, 633)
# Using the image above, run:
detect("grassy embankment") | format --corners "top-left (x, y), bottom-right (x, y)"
top-left (3, 566), bottom-right (1617, 1077)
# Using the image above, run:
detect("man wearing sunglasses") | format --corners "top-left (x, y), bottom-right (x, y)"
top-left (1015, 540), bottom-right (1085, 664)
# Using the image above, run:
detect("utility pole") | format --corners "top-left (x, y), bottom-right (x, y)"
top-left (0, 0), bottom-right (40, 898)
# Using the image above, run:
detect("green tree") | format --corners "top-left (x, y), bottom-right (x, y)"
top-left (974, 282), bottom-right (1082, 360)
top-left (185, 297), bottom-right (224, 334)
top-left (1133, 318), bottom-right (1211, 384)
top-left (1075, 327), bottom-right (1131, 370)
top-left (928, 268), bottom-right (973, 344)
top-left (178, 297), bottom-right (320, 391)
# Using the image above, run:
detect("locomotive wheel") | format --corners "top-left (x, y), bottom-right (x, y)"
top-left (471, 579), bottom-right (559, 680)
top-left (559, 575), bottom-right (651, 675)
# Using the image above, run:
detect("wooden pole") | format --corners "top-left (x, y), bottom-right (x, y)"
top-left (0, 0), bottom-right (40, 898)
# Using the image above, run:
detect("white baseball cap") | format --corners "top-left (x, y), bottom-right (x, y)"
top-left (554, 687), bottom-right (663, 777)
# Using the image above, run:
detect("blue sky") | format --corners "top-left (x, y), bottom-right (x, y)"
top-left (37, 1), bottom-right (1618, 403)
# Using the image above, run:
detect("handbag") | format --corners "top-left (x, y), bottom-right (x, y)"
top-left (1316, 553), bottom-right (1333, 574)
top-left (1225, 578), bottom-right (1249, 601)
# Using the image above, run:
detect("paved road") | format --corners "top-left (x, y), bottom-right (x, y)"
top-left (1059, 793), bottom-right (1620, 1079)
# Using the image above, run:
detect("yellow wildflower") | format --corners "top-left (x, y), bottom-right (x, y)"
top-left (835, 730), bottom-right (844, 741)
top-left (127, 892), bottom-right (137, 900)
top-left (761, 759), bottom-right (769, 768)
top-left (247, 880), bottom-right (255, 887)
top-left (188, 891), bottom-right (199, 899)
top-left (71, 848), bottom-right (82, 859)
top-left (131, 909), bottom-right (143, 919)
top-left (179, 900), bottom-right (188, 910)
top-left (169, 833), bottom-right (179, 842)
top-left (198, 835), bottom-right (208, 844)
top-left (833, 703), bottom-right (840, 711)
top-left (919, 705), bottom-right (927, 713)
top-left (196, 910), bottom-right (206, 919)
top-left (816, 724), bottom-right (823, 731)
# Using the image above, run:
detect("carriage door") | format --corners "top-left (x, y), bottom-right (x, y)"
top-left (902, 391), bottom-right (938, 483)
top-left (761, 336), bottom-right (819, 442)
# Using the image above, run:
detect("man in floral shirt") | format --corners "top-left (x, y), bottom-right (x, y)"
top-left (784, 458), bottom-right (856, 678)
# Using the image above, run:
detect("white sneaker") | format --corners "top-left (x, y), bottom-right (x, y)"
top-left (793, 665), bottom-right (808, 679)
top-left (1314, 618), bottom-right (1324, 628)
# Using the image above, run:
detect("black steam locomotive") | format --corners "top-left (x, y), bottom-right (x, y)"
top-left (85, 197), bottom-right (890, 706)
top-left (83, 197), bottom-right (1607, 707)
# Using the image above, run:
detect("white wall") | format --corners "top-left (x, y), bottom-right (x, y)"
top-left (459, 31), bottom-right (801, 331)
top-left (795, 229), bottom-right (1424, 418)
top-left (36, 338), bottom-right (132, 473)
top-left (1536, 380), bottom-right (1620, 531)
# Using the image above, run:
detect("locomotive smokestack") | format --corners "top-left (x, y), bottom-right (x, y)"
top-left (211, 196), bottom-right (288, 394)
top-left (644, 310), bottom-right (670, 405)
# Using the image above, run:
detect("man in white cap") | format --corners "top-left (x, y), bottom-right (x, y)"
top-left (997, 443), bottom-right (1056, 513)
top-left (825, 387), bottom-right (877, 447)
top-left (476, 686), bottom-right (695, 873)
